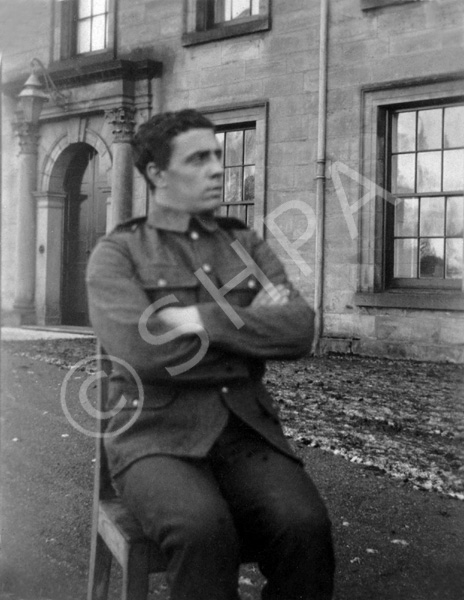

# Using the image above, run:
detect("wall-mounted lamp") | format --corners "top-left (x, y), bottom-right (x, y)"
top-left (17, 71), bottom-right (48, 125)
top-left (17, 58), bottom-right (70, 125)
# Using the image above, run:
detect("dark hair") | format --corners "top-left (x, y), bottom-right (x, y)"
top-left (132, 109), bottom-right (216, 189)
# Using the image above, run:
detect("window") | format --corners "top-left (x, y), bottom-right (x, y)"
top-left (183, 0), bottom-right (270, 46)
top-left (215, 125), bottom-right (256, 226)
top-left (54, 0), bottom-right (115, 62)
top-left (388, 105), bottom-right (464, 288)
top-left (199, 102), bottom-right (267, 233)
top-left (76, 0), bottom-right (109, 54)
top-left (200, 0), bottom-right (261, 27)
top-left (355, 77), bottom-right (464, 310)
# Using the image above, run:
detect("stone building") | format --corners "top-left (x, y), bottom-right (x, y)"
top-left (1, 0), bottom-right (463, 361)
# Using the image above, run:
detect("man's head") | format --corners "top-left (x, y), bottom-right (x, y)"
top-left (132, 109), bottom-right (224, 214)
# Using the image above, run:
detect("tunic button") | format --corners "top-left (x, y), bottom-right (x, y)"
top-left (190, 231), bottom-right (200, 240)
top-left (157, 278), bottom-right (167, 287)
top-left (202, 263), bottom-right (212, 274)
top-left (221, 386), bottom-right (229, 394)
top-left (247, 278), bottom-right (257, 289)
top-left (132, 399), bottom-right (139, 407)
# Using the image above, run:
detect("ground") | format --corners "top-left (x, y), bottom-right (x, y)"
top-left (1, 338), bottom-right (463, 599)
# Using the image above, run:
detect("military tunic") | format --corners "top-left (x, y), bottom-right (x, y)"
top-left (86, 203), bottom-right (315, 477)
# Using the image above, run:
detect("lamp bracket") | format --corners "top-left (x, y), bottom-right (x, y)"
top-left (30, 58), bottom-right (71, 109)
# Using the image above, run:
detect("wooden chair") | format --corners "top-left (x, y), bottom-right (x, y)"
top-left (87, 347), bottom-right (255, 600)
top-left (87, 348), bottom-right (167, 600)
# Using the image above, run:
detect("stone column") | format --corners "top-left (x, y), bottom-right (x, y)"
top-left (105, 106), bottom-right (136, 229)
top-left (35, 192), bottom-right (66, 325)
top-left (12, 122), bottom-right (40, 324)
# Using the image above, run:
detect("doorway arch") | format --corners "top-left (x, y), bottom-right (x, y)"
top-left (60, 143), bottom-right (107, 325)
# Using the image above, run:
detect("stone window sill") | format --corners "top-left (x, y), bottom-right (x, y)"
top-left (361, 0), bottom-right (422, 10)
top-left (50, 50), bottom-right (116, 72)
top-left (354, 291), bottom-right (464, 311)
top-left (182, 16), bottom-right (270, 46)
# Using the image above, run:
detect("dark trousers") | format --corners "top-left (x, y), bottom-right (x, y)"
top-left (114, 415), bottom-right (335, 600)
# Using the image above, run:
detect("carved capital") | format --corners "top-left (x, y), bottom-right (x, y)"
top-left (14, 121), bottom-right (40, 154)
top-left (105, 106), bottom-right (136, 143)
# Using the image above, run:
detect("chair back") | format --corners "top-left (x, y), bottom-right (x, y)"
top-left (93, 344), bottom-right (116, 502)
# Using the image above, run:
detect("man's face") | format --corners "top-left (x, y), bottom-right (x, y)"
top-left (151, 128), bottom-right (224, 214)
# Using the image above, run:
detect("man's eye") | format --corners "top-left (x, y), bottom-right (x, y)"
top-left (191, 154), bottom-right (206, 164)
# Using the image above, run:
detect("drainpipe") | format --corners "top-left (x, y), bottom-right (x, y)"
top-left (312, 0), bottom-right (329, 355)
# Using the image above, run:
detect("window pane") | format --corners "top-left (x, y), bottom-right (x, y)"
top-left (444, 106), bottom-right (464, 149)
top-left (393, 112), bottom-right (415, 153)
top-left (232, 0), bottom-right (251, 19)
top-left (244, 166), bottom-right (255, 202)
top-left (446, 196), bottom-right (463, 237)
top-left (417, 151), bottom-right (441, 193)
top-left (244, 129), bottom-right (256, 164)
top-left (78, 0), bottom-right (92, 18)
top-left (417, 109), bottom-right (442, 151)
top-left (225, 131), bottom-right (243, 166)
top-left (215, 132), bottom-right (225, 156)
top-left (394, 239), bottom-right (417, 278)
top-left (247, 203), bottom-right (254, 225)
top-left (93, 0), bottom-right (107, 15)
top-left (224, 167), bottom-right (242, 203)
top-left (77, 19), bottom-right (91, 54)
top-left (394, 198), bottom-right (418, 237)
top-left (224, 0), bottom-right (232, 20)
top-left (443, 149), bottom-right (464, 191)
top-left (420, 197), bottom-right (445, 236)
top-left (446, 238), bottom-right (463, 279)
top-left (91, 14), bottom-right (106, 50)
top-left (419, 238), bottom-right (444, 278)
top-left (392, 154), bottom-right (415, 193)
top-left (228, 203), bottom-right (247, 221)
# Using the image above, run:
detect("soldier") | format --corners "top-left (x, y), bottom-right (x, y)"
top-left (86, 109), bottom-right (334, 600)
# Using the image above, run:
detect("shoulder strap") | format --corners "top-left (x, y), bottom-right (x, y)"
top-left (112, 215), bottom-right (147, 233)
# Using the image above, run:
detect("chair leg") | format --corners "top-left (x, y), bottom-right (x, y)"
top-left (88, 532), bottom-right (112, 600)
top-left (121, 543), bottom-right (150, 600)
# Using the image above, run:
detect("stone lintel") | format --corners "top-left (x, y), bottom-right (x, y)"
top-left (2, 58), bottom-right (163, 98)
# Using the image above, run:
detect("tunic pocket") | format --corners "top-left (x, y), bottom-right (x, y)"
top-left (139, 265), bottom-right (199, 307)
top-left (219, 269), bottom-right (259, 308)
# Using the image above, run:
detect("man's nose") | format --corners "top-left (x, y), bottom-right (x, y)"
top-left (209, 154), bottom-right (224, 177)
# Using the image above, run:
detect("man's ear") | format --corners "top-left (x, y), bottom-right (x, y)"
top-left (146, 162), bottom-right (166, 188)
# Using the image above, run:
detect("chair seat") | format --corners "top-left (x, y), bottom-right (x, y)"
top-left (98, 498), bottom-right (168, 573)
top-left (98, 497), bottom-right (255, 568)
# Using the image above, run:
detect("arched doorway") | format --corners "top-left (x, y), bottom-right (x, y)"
top-left (61, 143), bottom-right (107, 325)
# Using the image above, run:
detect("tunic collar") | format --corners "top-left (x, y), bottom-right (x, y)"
top-left (147, 203), bottom-right (218, 233)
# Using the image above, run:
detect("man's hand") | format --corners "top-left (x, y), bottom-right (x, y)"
top-left (251, 283), bottom-right (290, 308)
top-left (157, 305), bottom-right (204, 330)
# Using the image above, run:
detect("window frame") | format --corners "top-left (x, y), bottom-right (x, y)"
top-left (199, 101), bottom-right (268, 235)
top-left (354, 74), bottom-right (464, 311)
top-left (182, 0), bottom-right (270, 47)
top-left (52, 0), bottom-right (116, 64)
top-left (385, 102), bottom-right (464, 290)
top-left (215, 123), bottom-right (257, 227)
